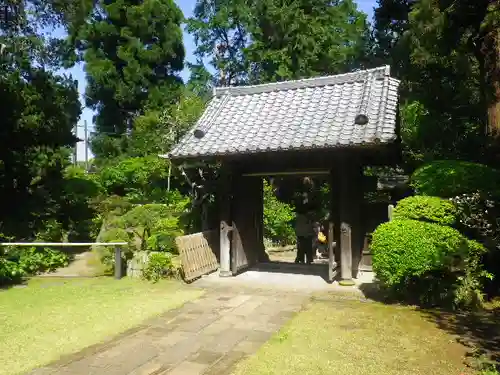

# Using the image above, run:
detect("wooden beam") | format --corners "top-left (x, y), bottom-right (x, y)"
top-left (242, 170), bottom-right (329, 177)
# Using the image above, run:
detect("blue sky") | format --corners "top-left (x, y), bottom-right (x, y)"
top-left (68, 0), bottom-right (376, 160)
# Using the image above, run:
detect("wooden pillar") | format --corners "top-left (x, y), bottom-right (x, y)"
top-left (350, 164), bottom-right (365, 279)
top-left (337, 154), bottom-right (364, 285)
top-left (219, 220), bottom-right (232, 277)
top-left (330, 169), bottom-right (341, 264)
top-left (218, 166), bottom-right (233, 277)
top-left (254, 177), bottom-right (269, 262)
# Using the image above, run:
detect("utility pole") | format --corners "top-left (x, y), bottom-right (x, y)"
top-left (84, 120), bottom-right (89, 171)
top-left (73, 123), bottom-right (78, 165)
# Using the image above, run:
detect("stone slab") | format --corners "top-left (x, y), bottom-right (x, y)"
top-left (166, 361), bottom-right (209, 375)
top-left (126, 360), bottom-right (166, 375)
top-left (203, 351), bottom-right (248, 375)
top-left (188, 350), bottom-right (224, 366)
top-left (200, 328), bottom-right (249, 354)
top-left (232, 340), bottom-right (265, 354)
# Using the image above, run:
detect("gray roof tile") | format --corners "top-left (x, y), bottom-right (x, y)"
top-left (169, 66), bottom-right (400, 159)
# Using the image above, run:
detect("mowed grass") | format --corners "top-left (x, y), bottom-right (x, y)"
top-left (233, 295), bottom-right (473, 375)
top-left (0, 277), bottom-right (203, 375)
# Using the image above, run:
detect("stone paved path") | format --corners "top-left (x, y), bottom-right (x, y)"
top-left (28, 288), bottom-right (307, 375)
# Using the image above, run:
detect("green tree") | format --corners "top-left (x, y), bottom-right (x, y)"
top-left (373, 0), bottom-right (488, 169)
top-left (129, 89), bottom-right (206, 157)
top-left (245, 0), bottom-right (370, 83)
top-left (435, 0), bottom-right (500, 138)
top-left (74, 0), bottom-right (185, 160)
top-left (186, 60), bottom-right (213, 100)
top-left (0, 1), bottom-right (82, 241)
top-left (187, 0), bottom-right (251, 86)
top-left (372, 0), bottom-right (414, 70)
top-left (188, 0), bottom-right (370, 85)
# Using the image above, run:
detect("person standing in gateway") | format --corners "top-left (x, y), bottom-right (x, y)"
top-left (294, 206), bottom-right (314, 264)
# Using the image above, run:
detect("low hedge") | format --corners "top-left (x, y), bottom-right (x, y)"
top-left (393, 196), bottom-right (457, 226)
top-left (371, 219), bottom-right (489, 308)
top-left (411, 160), bottom-right (500, 198)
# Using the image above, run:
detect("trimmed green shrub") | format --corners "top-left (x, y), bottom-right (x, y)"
top-left (142, 252), bottom-right (176, 282)
top-left (146, 216), bottom-right (184, 253)
top-left (371, 219), bottom-right (489, 308)
top-left (411, 160), bottom-right (500, 198)
top-left (393, 196), bottom-right (457, 226)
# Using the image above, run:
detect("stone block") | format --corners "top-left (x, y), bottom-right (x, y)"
top-left (230, 298), bottom-right (263, 316)
top-left (200, 328), bottom-right (249, 354)
top-left (244, 329), bottom-right (273, 343)
top-left (127, 251), bottom-right (150, 279)
top-left (232, 340), bottom-right (265, 354)
top-left (166, 361), bottom-right (209, 375)
top-left (175, 313), bottom-right (219, 333)
top-left (224, 295), bottom-right (252, 308)
top-left (153, 331), bottom-right (192, 349)
top-left (157, 335), bottom-right (202, 366)
top-left (200, 320), bottom-right (234, 336)
top-left (203, 351), bottom-right (247, 375)
top-left (188, 350), bottom-right (224, 366)
top-left (126, 360), bottom-right (165, 375)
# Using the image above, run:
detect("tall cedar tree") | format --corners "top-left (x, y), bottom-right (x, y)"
top-left (75, 0), bottom-right (185, 160)
top-left (436, 0), bottom-right (500, 139)
top-left (374, 0), bottom-right (499, 161)
top-left (187, 0), bottom-right (250, 86)
top-left (245, 0), bottom-right (370, 83)
top-left (188, 0), bottom-right (370, 85)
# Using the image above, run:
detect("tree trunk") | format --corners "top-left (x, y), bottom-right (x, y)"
top-left (481, 21), bottom-right (500, 138)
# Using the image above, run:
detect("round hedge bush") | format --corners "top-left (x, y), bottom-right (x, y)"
top-left (372, 219), bottom-right (467, 287)
top-left (371, 219), bottom-right (487, 307)
top-left (393, 196), bottom-right (457, 226)
top-left (411, 160), bottom-right (500, 198)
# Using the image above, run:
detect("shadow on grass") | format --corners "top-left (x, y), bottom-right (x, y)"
top-left (0, 277), bottom-right (31, 290)
top-left (422, 307), bottom-right (500, 371)
top-left (358, 282), bottom-right (500, 372)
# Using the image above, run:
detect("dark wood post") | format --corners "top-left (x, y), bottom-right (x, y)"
top-left (350, 163), bottom-right (365, 279)
top-left (327, 221), bottom-right (337, 282)
top-left (337, 153), bottom-right (364, 285)
top-left (114, 246), bottom-right (123, 279)
top-left (330, 168), bottom-right (341, 264)
top-left (339, 223), bottom-right (352, 283)
top-left (218, 166), bottom-right (233, 277)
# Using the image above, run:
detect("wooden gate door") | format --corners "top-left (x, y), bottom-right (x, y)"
top-left (231, 175), bottom-right (263, 274)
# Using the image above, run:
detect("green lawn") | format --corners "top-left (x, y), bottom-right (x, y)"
top-left (233, 295), bottom-right (475, 375)
top-left (0, 277), bottom-right (203, 375)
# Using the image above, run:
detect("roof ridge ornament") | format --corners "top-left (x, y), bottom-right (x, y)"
top-left (213, 65), bottom-right (391, 98)
top-left (193, 92), bottom-right (232, 139)
top-left (354, 71), bottom-right (373, 126)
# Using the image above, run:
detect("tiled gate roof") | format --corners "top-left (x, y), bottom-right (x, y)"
top-left (169, 66), bottom-right (400, 159)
